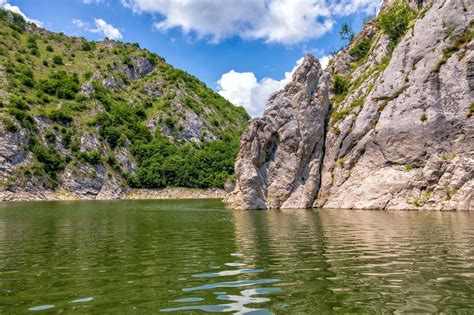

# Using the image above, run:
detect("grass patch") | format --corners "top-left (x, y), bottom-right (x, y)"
top-left (404, 163), bottom-right (415, 171)
top-left (330, 98), bottom-right (364, 126)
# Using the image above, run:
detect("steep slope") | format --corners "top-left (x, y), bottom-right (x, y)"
top-left (230, 55), bottom-right (330, 209)
top-left (231, 0), bottom-right (473, 210)
top-left (0, 10), bottom-right (249, 200)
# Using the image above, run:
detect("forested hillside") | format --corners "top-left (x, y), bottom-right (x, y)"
top-left (0, 9), bottom-right (250, 200)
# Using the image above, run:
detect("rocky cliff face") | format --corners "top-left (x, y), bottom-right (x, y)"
top-left (231, 55), bottom-right (330, 209)
top-left (231, 0), bottom-right (473, 210)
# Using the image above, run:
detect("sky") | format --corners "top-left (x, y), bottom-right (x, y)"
top-left (1, 0), bottom-right (383, 116)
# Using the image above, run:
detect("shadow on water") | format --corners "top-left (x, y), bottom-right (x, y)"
top-left (0, 200), bottom-right (473, 313)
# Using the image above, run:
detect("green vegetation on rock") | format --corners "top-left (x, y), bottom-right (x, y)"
top-left (349, 39), bottom-right (372, 60)
top-left (377, 3), bottom-right (414, 48)
top-left (0, 9), bottom-right (249, 191)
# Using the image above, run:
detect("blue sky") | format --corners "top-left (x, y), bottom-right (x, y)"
top-left (1, 0), bottom-right (382, 116)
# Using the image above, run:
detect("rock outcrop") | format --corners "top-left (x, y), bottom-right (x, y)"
top-left (231, 0), bottom-right (473, 210)
top-left (230, 55), bottom-right (330, 209)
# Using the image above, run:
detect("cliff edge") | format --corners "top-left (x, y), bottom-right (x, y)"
top-left (230, 0), bottom-right (473, 210)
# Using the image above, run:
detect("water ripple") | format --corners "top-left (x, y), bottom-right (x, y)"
top-left (183, 279), bottom-right (280, 292)
top-left (193, 268), bottom-right (264, 278)
top-left (0, 201), bottom-right (473, 313)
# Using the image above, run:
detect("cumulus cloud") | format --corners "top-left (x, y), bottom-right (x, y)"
top-left (72, 19), bottom-right (87, 28)
top-left (218, 55), bottom-right (331, 117)
top-left (218, 57), bottom-right (309, 117)
top-left (318, 55), bottom-right (331, 69)
top-left (91, 18), bottom-right (122, 39)
top-left (121, 0), bottom-right (382, 44)
top-left (1, 2), bottom-right (43, 26)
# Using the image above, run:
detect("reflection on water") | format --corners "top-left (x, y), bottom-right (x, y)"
top-left (0, 200), bottom-right (473, 313)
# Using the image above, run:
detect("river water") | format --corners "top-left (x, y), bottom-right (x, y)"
top-left (0, 199), bottom-right (472, 313)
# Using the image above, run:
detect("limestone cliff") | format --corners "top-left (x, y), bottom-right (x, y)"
top-left (230, 0), bottom-right (473, 210)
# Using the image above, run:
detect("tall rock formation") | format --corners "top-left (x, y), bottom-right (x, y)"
top-left (230, 0), bottom-right (473, 210)
top-left (230, 55), bottom-right (330, 209)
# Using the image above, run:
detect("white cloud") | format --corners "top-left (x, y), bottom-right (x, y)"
top-left (91, 18), bottom-right (122, 39)
top-left (83, 0), bottom-right (103, 4)
top-left (218, 57), bottom-right (306, 117)
top-left (1, 2), bottom-right (43, 26)
top-left (218, 55), bottom-right (331, 117)
top-left (330, 0), bottom-right (382, 16)
top-left (319, 55), bottom-right (331, 70)
top-left (72, 19), bottom-right (86, 28)
top-left (121, 0), bottom-right (382, 44)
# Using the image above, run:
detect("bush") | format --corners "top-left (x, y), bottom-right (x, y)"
top-left (8, 108), bottom-right (34, 130)
top-left (15, 66), bottom-right (35, 88)
top-left (52, 55), bottom-right (63, 65)
top-left (30, 47), bottom-right (39, 56)
top-left (9, 95), bottom-right (29, 110)
top-left (61, 128), bottom-right (74, 147)
top-left (91, 81), bottom-right (112, 108)
top-left (45, 130), bottom-right (56, 143)
top-left (378, 4), bottom-right (414, 45)
top-left (46, 45), bottom-right (54, 52)
top-left (2, 118), bottom-right (17, 132)
top-left (81, 41), bottom-right (95, 51)
top-left (123, 56), bottom-right (133, 68)
top-left (333, 75), bottom-right (350, 95)
top-left (48, 109), bottom-right (73, 124)
top-left (164, 117), bottom-right (174, 129)
top-left (32, 144), bottom-right (66, 175)
top-left (83, 71), bottom-right (93, 80)
top-left (76, 150), bottom-right (101, 164)
top-left (40, 71), bottom-right (80, 99)
top-left (104, 126), bottom-right (121, 148)
top-left (349, 39), bottom-right (372, 60)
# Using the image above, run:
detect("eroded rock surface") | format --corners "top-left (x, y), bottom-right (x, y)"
top-left (231, 0), bottom-right (473, 210)
top-left (230, 55), bottom-right (330, 209)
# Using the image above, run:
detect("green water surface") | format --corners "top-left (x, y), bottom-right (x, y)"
top-left (0, 199), bottom-right (473, 313)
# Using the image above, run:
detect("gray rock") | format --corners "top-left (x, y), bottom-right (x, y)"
top-left (229, 54), bottom-right (330, 209)
top-left (125, 57), bottom-right (154, 80)
top-left (178, 110), bottom-right (204, 143)
top-left (81, 81), bottom-right (94, 94)
top-left (103, 77), bottom-right (121, 90)
top-left (116, 147), bottom-right (137, 174)
top-left (144, 81), bottom-right (163, 98)
top-left (231, 0), bottom-right (473, 210)
top-left (60, 162), bottom-right (106, 199)
top-left (96, 176), bottom-right (127, 200)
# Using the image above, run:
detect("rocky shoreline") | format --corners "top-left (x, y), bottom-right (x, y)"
top-left (0, 187), bottom-right (226, 202)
